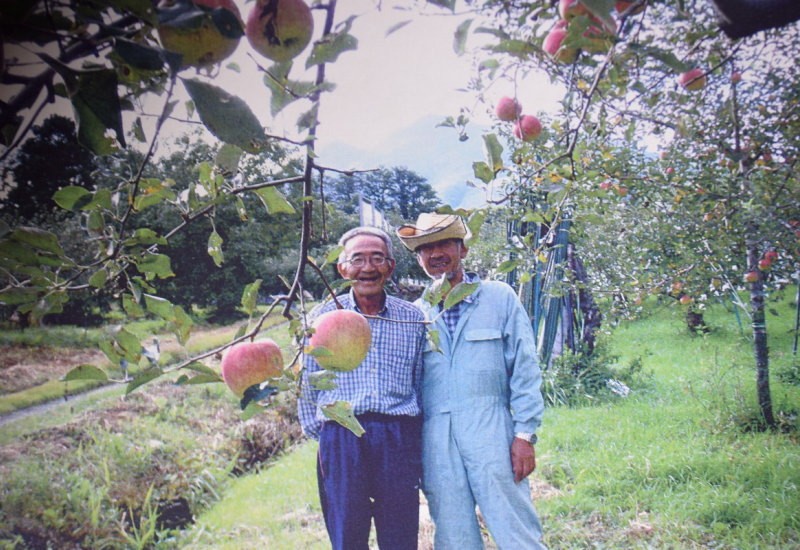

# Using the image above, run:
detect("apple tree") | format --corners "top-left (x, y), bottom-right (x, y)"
top-left (0, 0), bottom-right (404, 429)
top-left (430, 0), bottom-right (799, 427)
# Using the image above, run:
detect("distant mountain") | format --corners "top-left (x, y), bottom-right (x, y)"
top-left (316, 115), bottom-right (490, 209)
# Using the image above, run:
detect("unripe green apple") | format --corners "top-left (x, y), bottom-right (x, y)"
top-left (157, 0), bottom-right (243, 69)
top-left (309, 309), bottom-right (371, 372)
top-left (495, 96), bottom-right (522, 122)
top-left (513, 114), bottom-right (542, 142)
top-left (221, 340), bottom-right (284, 398)
top-left (246, 0), bottom-right (314, 63)
top-left (678, 68), bottom-right (707, 91)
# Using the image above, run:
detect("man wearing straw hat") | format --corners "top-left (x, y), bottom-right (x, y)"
top-left (397, 213), bottom-right (547, 549)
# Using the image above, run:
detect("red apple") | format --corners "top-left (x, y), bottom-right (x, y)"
top-left (764, 250), bottom-right (778, 262)
top-left (615, 185), bottom-right (628, 197)
top-left (246, 0), bottom-right (314, 63)
top-left (731, 71), bottom-right (742, 84)
top-left (678, 68), bottom-right (707, 91)
top-left (599, 181), bottom-right (612, 190)
top-left (743, 270), bottom-right (759, 283)
top-left (543, 20), bottom-right (579, 63)
top-left (157, 0), bottom-right (244, 69)
top-left (513, 114), bottom-right (543, 142)
top-left (679, 295), bottom-right (693, 305)
top-left (221, 340), bottom-right (284, 398)
top-left (758, 258), bottom-right (772, 271)
top-left (309, 309), bottom-right (371, 372)
top-left (495, 96), bottom-right (522, 122)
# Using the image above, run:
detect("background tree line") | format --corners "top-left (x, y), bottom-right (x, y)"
top-left (0, 114), bottom-right (440, 325)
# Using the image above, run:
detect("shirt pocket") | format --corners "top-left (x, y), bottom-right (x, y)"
top-left (462, 329), bottom-right (505, 372)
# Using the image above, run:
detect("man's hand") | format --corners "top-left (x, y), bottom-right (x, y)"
top-left (511, 437), bottom-right (536, 483)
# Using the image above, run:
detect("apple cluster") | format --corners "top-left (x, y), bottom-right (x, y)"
top-left (541, 1), bottom-right (711, 93)
top-left (542, 0), bottom-right (622, 65)
top-left (494, 97), bottom-right (542, 142)
top-left (156, 0), bottom-right (314, 71)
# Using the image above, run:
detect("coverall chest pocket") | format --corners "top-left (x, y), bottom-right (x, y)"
top-left (462, 329), bottom-right (504, 372)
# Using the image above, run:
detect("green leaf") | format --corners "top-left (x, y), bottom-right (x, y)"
top-left (308, 370), bottom-right (338, 391)
top-left (182, 78), bottom-right (267, 153)
top-left (306, 346), bottom-right (333, 358)
top-left (11, 227), bottom-right (64, 256)
top-left (136, 253), bottom-right (175, 280)
top-left (88, 269), bottom-right (108, 289)
top-left (443, 282), bottom-right (479, 310)
top-left (125, 367), bottom-right (165, 395)
top-left (113, 38), bottom-right (164, 71)
top-left (126, 228), bottom-right (168, 246)
top-left (473, 161), bottom-right (494, 184)
top-left (322, 401), bottom-right (365, 437)
top-left (207, 230), bottom-right (224, 267)
top-left (0, 287), bottom-right (38, 306)
top-left (497, 259), bottom-right (519, 274)
top-left (252, 186), bottom-right (296, 215)
top-left (241, 279), bottom-right (262, 316)
top-left (170, 305), bottom-right (193, 345)
top-left (306, 29), bottom-right (358, 68)
top-left (144, 294), bottom-right (175, 320)
top-left (426, 329), bottom-right (441, 353)
top-left (53, 186), bottom-right (92, 211)
top-left (116, 328), bottom-right (143, 362)
top-left (185, 362), bottom-right (221, 377)
top-left (215, 143), bottom-right (243, 175)
top-left (241, 401), bottom-right (265, 421)
top-left (427, 0), bottom-right (456, 11)
top-left (62, 364), bottom-right (108, 382)
top-left (39, 54), bottom-right (126, 155)
top-left (465, 211), bottom-right (485, 247)
top-left (176, 372), bottom-right (222, 385)
top-left (324, 245), bottom-right (344, 267)
top-left (133, 178), bottom-right (176, 211)
top-left (122, 293), bottom-right (146, 318)
top-left (482, 133), bottom-right (504, 173)
top-left (453, 18), bottom-right (473, 55)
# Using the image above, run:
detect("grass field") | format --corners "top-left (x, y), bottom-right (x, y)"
top-left (1, 296), bottom-right (798, 548)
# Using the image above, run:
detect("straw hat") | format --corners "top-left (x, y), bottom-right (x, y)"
top-left (396, 213), bottom-right (472, 252)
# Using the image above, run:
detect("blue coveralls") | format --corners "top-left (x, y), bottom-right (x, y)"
top-left (417, 279), bottom-right (547, 549)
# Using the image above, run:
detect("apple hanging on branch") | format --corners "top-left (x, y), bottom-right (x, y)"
top-left (307, 309), bottom-right (372, 372)
top-left (246, 0), bottom-right (315, 62)
top-left (513, 114), bottom-right (543, 142)
top-left (678, 68), bottom-right (708, 91)
top-left (494, 96), bottom-right (522, 122)
top-left (156, 0), bottom-right (244, 69)
top-left (221, 339), bottom-right (284, 400)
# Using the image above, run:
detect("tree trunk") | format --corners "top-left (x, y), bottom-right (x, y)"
top-left (746, 240), bottom-right (775, 428)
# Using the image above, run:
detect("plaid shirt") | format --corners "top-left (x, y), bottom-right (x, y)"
top-left (298, 290), bottom-right (427, 440)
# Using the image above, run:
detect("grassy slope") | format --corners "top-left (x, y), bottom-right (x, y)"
top-left (185, 296), bottom-right (800, 549)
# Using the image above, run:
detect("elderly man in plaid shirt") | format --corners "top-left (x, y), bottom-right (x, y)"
top-left (299, 226), bottom-right (427, 550)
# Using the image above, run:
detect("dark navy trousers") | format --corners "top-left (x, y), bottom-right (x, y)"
top-left (316, 413), bottom-right (423, 550)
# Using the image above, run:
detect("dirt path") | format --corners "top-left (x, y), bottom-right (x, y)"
top-left (0, 325), bottom-right (236, 430)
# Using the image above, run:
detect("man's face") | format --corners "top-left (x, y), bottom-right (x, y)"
top-left (337, 234), bottom-right (395, 301)
top-left (415, 238), bottom-right (468, 283)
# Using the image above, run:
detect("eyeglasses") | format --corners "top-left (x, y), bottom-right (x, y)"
top-left (345, 254), bottom-right (391, 268)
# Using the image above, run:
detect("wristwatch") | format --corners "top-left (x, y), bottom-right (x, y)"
top-left (515, 432), bottom-right (538, 445)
